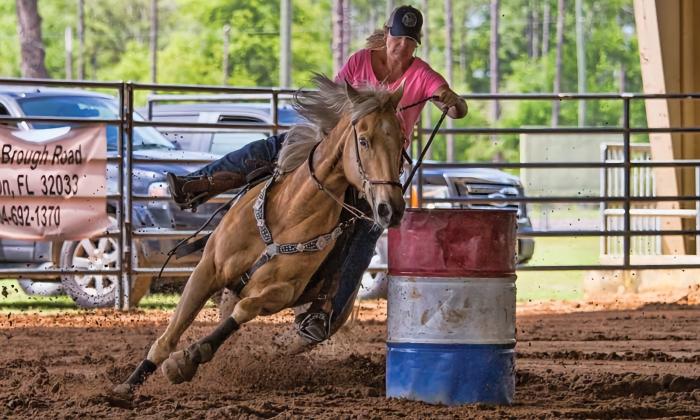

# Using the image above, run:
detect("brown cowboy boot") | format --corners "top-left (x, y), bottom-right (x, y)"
top-left (166, 171), bottom-right (246, 211)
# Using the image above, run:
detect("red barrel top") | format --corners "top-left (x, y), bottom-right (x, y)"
top-left (388, 209), bottom-right (516, 277)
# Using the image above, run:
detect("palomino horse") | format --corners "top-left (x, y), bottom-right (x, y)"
top-left (115, 75), bottom-right (406, 394)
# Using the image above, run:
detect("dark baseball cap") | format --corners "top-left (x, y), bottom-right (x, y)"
top-left (387, 5), bottom-right (422, 44)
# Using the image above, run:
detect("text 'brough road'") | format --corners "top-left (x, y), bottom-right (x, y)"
top-left (1, 144), bottom-right (84, 169)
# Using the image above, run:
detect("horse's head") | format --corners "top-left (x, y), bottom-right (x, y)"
top-left (342, 82), bottom-right (406, 229)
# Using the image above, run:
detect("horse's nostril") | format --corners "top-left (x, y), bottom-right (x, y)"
top-left (377, 203), bottom-right (391, 219)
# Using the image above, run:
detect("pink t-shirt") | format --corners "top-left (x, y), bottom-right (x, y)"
top-left (335, 48), bottom-right (447, 144)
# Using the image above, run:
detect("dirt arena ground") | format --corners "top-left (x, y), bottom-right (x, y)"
top-left (1, 295), bottom-right (699, 419)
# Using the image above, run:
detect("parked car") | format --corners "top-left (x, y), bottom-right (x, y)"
top-left (142, 101), bottom-right (302, 155)
top-left (145, 98), bottom-right (535, 301)
top-left (0, 86), bottom-right (220, 307)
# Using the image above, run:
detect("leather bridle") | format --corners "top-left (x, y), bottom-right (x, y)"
top-left (307, 117), bottom-right (405, 222)
top-left (351, 121), bottom-right (403, 190)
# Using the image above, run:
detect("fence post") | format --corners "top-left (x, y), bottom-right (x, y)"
top-left (115, 82), bottom-right (126, 310)
top-left (272, 90), bottom-right (279, 137)
top-left (696, 166), bottom-right (699, 255)
top-left (622, 96), bottom-right (631, 268)
top-left (121, 82), bottom-right (134, 310)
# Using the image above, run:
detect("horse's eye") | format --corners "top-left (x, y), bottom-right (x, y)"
top-left (359, 136), bottom-right (369, 148)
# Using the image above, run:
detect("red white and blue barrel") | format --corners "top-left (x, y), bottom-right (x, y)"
top-left (386, 209), bottom-right (517, 405)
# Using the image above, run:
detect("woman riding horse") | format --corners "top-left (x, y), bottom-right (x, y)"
top-left (118, 75), bottom-right (410, 393)
top-left (167, 5), bottom-right (467, 350)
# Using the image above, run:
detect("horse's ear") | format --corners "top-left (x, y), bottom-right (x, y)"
top-left (345, 79), bottom-right (361, 103)
top-left (390, 80), bottom-right (405, 110)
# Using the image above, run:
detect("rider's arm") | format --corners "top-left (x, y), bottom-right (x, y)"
top-left (431, 85), bottom-right (468, 119)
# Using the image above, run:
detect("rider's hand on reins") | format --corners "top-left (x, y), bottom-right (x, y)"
top-left (437, 89), bottom-right (461, 111)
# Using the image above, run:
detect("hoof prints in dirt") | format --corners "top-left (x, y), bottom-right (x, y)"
top-left (106, 364), bottom-right (138, 384)
top-left (208, 401), bottom-right (290, 419)
top-left (212, 351), bottom-right (385, 392)
top-left (519, 370), bottom-right (700, 398)
top-left (519, 349), bottom-right (700, 363)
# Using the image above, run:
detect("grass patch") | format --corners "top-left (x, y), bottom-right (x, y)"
top-left (140, 293), bottom-right (183, 310)
top-left (1, 235), bottom-right (601, 312)
top-left (0, 279), bottom-right (184, 314)
top-left (0, 280), bottom-right (75, 314)
top-left (517, 236), bottom-right (600, 302)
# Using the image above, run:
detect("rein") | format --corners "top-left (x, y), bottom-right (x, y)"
top-left (398, 95), bottom-right (449, 194)
top-left (402, 108), bottom-right (448, 194)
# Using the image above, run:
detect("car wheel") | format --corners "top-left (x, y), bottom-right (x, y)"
top-left (60, 237), bottom-right (119, 308)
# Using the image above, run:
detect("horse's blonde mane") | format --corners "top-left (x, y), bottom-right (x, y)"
top-left (277, 74), bottom-right (398, 174)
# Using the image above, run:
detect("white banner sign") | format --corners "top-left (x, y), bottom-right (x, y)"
top-left (0, 125), bottom-right (111, 240)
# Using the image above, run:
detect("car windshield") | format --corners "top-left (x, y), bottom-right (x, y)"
top-left (17, 95), bottom-right (175, 152)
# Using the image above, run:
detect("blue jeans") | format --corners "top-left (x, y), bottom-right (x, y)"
top-left (193, 135), bottom-right (380, 331)
top-left (189, 133), bottom-right (286, 177)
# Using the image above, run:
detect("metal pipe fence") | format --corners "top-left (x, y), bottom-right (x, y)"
top-left (1, 78), bottom-right (700, 309)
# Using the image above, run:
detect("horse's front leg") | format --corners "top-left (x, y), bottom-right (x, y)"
top-left (160, 281), bottom-right (296, 384)
top-left (113, 256), bottom-right (219, 395)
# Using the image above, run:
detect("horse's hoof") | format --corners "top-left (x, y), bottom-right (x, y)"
top-left (111, 383), bottom-right (133, 399)
top-left (162, 349), bottom-right (198, 384)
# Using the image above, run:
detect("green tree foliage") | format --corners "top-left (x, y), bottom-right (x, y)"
top-left (0, 2), bottom-right (21, 77)
top-left (1, 0), bottom-right (645, 163)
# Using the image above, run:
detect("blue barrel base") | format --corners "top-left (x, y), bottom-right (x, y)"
top-left (386, 342), bottom-right (515, 406)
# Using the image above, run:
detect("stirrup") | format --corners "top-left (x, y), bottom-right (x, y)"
top-left (175, 192), bottom-right (209, 212)
top-left (166, 173), bottom-right (210, 211)
top-left (295, 309), bottom-right (333, 344)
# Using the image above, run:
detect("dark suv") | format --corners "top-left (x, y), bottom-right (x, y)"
top-left (0, 86), bottom-right (220, 307)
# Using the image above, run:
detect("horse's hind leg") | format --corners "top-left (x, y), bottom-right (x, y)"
top-left (161, 282), bottom-right (295, 384)
top-left (114, 256), bottom-right (218, 394)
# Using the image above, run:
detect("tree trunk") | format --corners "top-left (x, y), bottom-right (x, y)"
top-left (16, 0), bottom-right (49, 78)
top-left (490, 0), bottom-right (500, 122)
top-left (552, 0), bottom-right (565, 127)
top-left (223, 25), bottom-right (231, 85)
top-left (421, 0), bottom-right (433, 160)
top-left (386, 0), bottom-right (395, 18)
top-left (279, 0), bottom-right (291, 87)
top-left (575, 0), bottom-right (585, 126)
top-left (342, 0), bottom-right (351, 61)
top-left (445, 0), bottom-right (454, 162)
top-left (532, 0), bottom-right (540, 58)
top-left (150, 0), bottom-right (158, 84)
top-left (332, 0), bottom-right (345, 75)
top-left (77, 0), bottom-right (84, 79)
top-left (542, 1), bottom-right (550, 56)
top-left (527, 1), bottom-right (534, 58)
top-left (64, 26), bottom-right (73, 79)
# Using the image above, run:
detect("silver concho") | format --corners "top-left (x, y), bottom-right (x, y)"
top-left (402, 12), bottom-right (417, 28)
top-left (265, 243), bottom-right (278, 257)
